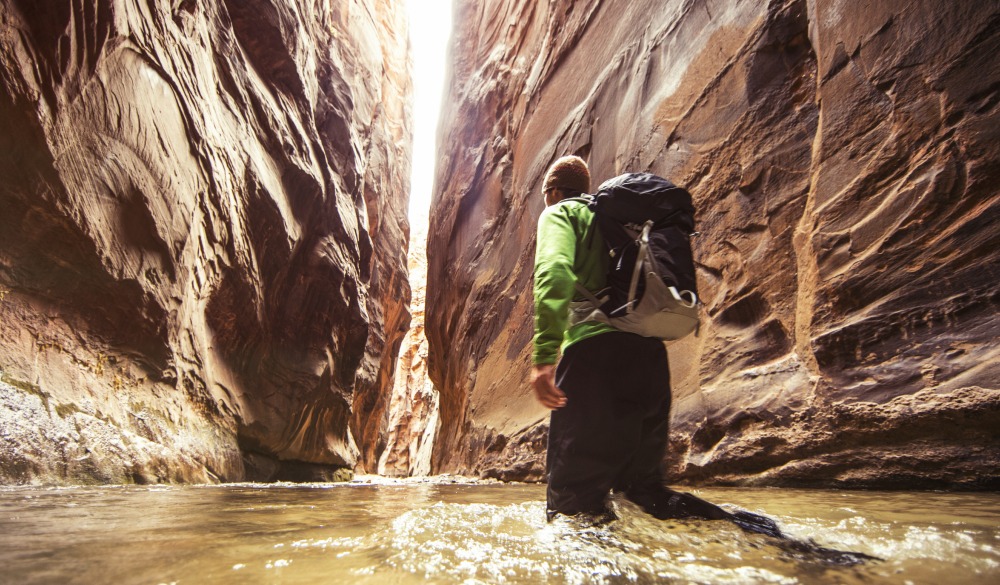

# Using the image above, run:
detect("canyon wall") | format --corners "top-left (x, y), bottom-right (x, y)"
top-left (0, 0), bottom-right (411, 484)
top-left (378, 224), bottom-right (440, 477)
top-left (426, 0), bottom-right (1000, 488)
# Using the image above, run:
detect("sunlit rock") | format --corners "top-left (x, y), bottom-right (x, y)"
top-left (378, 224), bottom-right (440, 477)
top-left (425, 0), bottom-right (1000, 487)
top-left (0, 0), bottom-right (411, 483)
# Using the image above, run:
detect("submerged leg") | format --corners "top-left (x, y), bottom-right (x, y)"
top-left (623, 482), bottom-right (784, 537)
top-left (625, 484), bottom-right (731, 521)
top-left (626, 484), bottom-right (878, 564)
top-left (775, 537), bottom-right (882, 566)
top-left (728, 508), bottom-right (784, 538)
top-left (609, 397), bottom-right (782, 535)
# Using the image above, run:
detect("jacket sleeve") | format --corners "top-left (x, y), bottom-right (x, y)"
top-left (533, 204), bottom-right (577, 365)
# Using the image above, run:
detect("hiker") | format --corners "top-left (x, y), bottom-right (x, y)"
top-left (531, 155), bottom-right (780, 536)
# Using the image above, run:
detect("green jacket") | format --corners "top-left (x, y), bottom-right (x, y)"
top-left (533, 198), bottom-right (616, 365)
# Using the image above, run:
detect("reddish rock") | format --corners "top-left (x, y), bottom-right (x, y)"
top-left (0, 0), bottom-right (411, 483)
top-left (379, 223), bottom-right (440, 477)
top-left (426, 0), bottom-right (1000, 488)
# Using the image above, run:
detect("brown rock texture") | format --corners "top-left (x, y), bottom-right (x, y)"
top-left (0, 0), bottom-right (411, 484)
top-left (378, 223), bottom-right (440, 477)
top-left (426, 0), bottom-right (1000, 488)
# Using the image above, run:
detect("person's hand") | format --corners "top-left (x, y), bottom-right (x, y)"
top-left (531, 364), bottom-right (566, 409)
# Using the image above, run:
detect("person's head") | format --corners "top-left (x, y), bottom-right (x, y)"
top-left (542, 155), bottom-right (591, 206)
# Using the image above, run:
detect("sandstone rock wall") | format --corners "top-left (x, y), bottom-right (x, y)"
top-left (378, 224), bottom-right (440, 477)
top-left (0, 0), bottom-right (411, 484)
top-left (426, 0), bottom-right (1000, 488)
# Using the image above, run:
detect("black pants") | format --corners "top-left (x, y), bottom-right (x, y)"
top-left (546, 331), bottom-right (729, 522)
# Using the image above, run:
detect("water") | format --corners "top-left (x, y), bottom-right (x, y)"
top-left (0, 479), bottom-right (997, 584)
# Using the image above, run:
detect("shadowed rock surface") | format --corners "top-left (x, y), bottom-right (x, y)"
top-left (425, 0), bottom-right (1000, 487)
top-left (0, 0), bottom-right (411, 483)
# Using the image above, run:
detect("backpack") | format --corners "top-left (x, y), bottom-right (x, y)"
top-left (568, 172), bottom-right (700, 340)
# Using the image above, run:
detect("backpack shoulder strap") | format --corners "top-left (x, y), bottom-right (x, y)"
top-left (562, 194), bottom-right (601, 306)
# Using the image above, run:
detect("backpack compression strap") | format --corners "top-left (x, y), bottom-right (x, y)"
top-left (625, 220), bottom-right (654, 314)
top-left (573, 220), bottom-right (653, 316)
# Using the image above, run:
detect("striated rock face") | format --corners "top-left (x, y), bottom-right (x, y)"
top-left (378, 224), bottom-right (440, 477)
top-left (426, 0), bottom-right (1000, 488)
top-left (0, 0), bottom-right (411, 484)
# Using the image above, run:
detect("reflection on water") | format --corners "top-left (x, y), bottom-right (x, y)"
top-left (0, 480), bottom-right (997, 584)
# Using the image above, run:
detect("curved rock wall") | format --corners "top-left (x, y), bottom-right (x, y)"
top-left (426, 0), bottom-right (1000, 488)
top-left (0, 0), bottom-right (411, 484)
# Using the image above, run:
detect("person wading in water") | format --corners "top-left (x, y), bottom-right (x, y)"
top-left (529, 156), bottom-right (880, 566)
top-left (531, 155), bottom-right (779, 533)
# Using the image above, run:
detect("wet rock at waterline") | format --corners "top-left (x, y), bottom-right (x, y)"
top-left (0, 0), bottom-right (412, 483)
top-left (425, 0), bottom-right (1000, 486)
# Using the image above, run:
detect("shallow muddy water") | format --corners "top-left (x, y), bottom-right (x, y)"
top-left (0, 479), bottom-right (997, 584)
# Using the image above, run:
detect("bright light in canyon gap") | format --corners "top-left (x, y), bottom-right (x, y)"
top-left (406, 0), bottom-right (453, 230)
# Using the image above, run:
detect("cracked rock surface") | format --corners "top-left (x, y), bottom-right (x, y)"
top-left (425, 0), bottom-right (1000, 487)
top-left (0, 0), bottom-right (411, 483)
